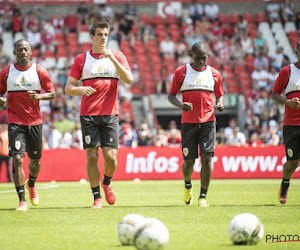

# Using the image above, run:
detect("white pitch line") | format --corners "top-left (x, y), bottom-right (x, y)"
top-left (0, 184), bottom-right (58, 194)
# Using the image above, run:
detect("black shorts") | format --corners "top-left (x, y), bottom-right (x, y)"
top-left (8, 124), bottom-right (43, 159)
top-left (283, 126), bottom-right (300, 161)
top-left (80, 115), bottom-right (119, 149)
top-left (181, 121), bottom-right (216, 160)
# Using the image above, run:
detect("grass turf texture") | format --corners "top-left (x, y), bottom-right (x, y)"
top-left (0, 179), bottom-right (300, 250)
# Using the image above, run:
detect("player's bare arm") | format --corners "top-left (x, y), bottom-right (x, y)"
top-left (216, 96), bottom-right (224, 112)
top-left (168, 94), bottom-right (193, 111)
top-left (28, 91), bottom-right (55, 101)
top-left (65, 76), bottom-right (96, 97)
top-left (271, 92), bottom-right (300, 109)
top-left (103, 49), bottom-right (134, 84)
top-left (0, 97), bottom-right (7, 107)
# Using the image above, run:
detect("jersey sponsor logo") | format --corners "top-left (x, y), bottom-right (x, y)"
top-left (183, 147), bottom-right (189, 157)
top-left (15, 141), bottom-right (21, 150)
top-left (85, 135), bottom-right (91, 145)
top-left (287, 149), bottom-right (293, 158)
top-left (20, 76), bottom-right (25, 84)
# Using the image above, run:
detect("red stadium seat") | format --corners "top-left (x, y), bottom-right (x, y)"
top-left (152, 14), bottom-right (164, 25)
top-left (255, 12), bottom-right (267, 23)
top-left (140, 14), bottom-right (151, 25)
top-left (165, 15), bottom-right (178, 25)
top-left (43, 50), bottom-right (55, 59)
top-left (243, 12), bottom-right (254, 23)
top-left (219, 13), bottom-right (228, 24)
top-left (230, 13), bottom-right (239, 24)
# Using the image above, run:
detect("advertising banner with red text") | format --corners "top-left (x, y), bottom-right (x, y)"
top-left (1, 146), bottom-right (300, 182)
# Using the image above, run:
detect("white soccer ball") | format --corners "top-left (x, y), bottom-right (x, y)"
top-left (134, 218), bottom-right (169, 250)
top-left (117, 214), bottom-right (146, 245)
top-left (228, 213), bottom-right (264, 245)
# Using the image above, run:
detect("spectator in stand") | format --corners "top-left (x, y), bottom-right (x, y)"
top-left (99, 4), bottom-right (114, 21)
top-left (195, 15), bottom-right (212, 41)
top-left (254, 51), bottom-right (269, 70)
top-left (119, 122), bottom-right (138, 148)
top-left (224, 118), bottom-right (237, 140)
top-left (166, 120), bottom-right (181, 147)
top-left (156, 66), bottom-right (171, 95)
top-left (266, 0), bottom-right (281, 22)
top-left (253, 31), bottom-right (268, 55)
top-left (72, 122), bottom-right (83, 149)
top-left (0, 0), bottom-right (13, 17)
top-left (175, 38), bottom-right (188, 59)
top-left (51, 14), bottom-right (64, 33)
top-left (216, 128), bottom-right (226, 145)
top-left (249, 132), bottom-right (263, 147)
top-left (154, 125), bottom-right (168, 147)
top-left (227, 126), bottom-right (247, 146)
top-left (178, 50), bottom-right (192, 65)
top-left (270, 46), bottom-right (284, 72)
top-left (213, 36), bottom-right (231, 63)
top-left (281, 0), bottom-right (295, 22)
top-left (159, 35), bottom-right (175, 59)
top-left (137, 119), bottom-right (153, 146)
top-left (251, 64), bottom-right (269, 90)
top-left (236, 14), bottom-right (248, 34)
top-left (64, 9), bottom-right (79, 33)
top-left (12, 9), bottom-right (23, 38)
top-left (48, 124), bottom-right (62, 149)
top-left (230, 39), bottom-right (245, 64)
top-left (40, 21), bottom-right (55, 53)
top-left (186, 29), bottom-right (203, 49)
top-left (24, 10), bottom-right (40, 33)
top-left (296, 12), bottom-right (300, 33)
top-left (240, 32), bottom-right (254, 55)
top-left (267, 66), bottom-right (279, 92)
top-left (265, 124), bottom-right (280, 146)
top-left (0, 124), bottom-right (11, 182)
top-left (26, 24), bottom-right (41, 50)
top-left (204, 0), bottom-right (219, 22)
top-left (76, 1), bottom-right (89, 25)
top-left (189, 0), bottom-right (204, 22)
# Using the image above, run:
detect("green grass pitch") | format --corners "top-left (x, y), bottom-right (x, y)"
top-left (1, 179), bottom-right (300, 250)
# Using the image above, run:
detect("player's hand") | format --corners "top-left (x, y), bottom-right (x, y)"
top-left (286, 97), bottom-right (300, 109)
top-left (28, 91), bottom-right (40, 100)
top-left (181, 102), bottom-right (193, 111)
top-left (82, 86), bottom-right (96, 96)
top-left (0, 97), bottom-right (6, 107)
top-left (103, 49), bottom-right (114, 60)
top-left (216, 102), bottom-right (224, 112)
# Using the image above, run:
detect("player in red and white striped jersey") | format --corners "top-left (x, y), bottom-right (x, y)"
top-left (272, 41), bottom-right (300, 204)
top-left (168, 42), bottom-right (224, 207)
top-left (65, 21), bottom-right (133, 209)
top-left (0, 39), bottom-right (55, 211)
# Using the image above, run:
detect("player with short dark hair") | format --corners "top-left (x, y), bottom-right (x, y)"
top-left (65, 21), bottom-right (134, 209)
top-left (0, 39), bottom-right (56, 211)
top-left (168, 42), bottom-right (224, 207)
top-left (272, 41), bottom-right (300, 204)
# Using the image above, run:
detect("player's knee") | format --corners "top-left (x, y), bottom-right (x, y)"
top-left (13, 154), bottom-right (24, 165)
top-left (30, 159), bottom-right (41, 168)
top-left (201, 153), bottom-right (213, 166)
top-left (87, 151), bottom-right (98, 164)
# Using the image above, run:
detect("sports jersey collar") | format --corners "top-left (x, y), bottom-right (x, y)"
top-left (90, 50), bottom-right (104, 59)
top-left (294, 62), bottom-right (300, 69)
top-left (14, 61), bottom-right (32, 71)
top-left (190, 63), bottom-right (207, 72)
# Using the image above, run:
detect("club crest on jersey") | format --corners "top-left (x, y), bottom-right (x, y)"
top-left (15, 141), bottom-right (21, 150)
top-left (97, 66), bottom-right (102, 72)
top-left (183, 148), bottom-right (189, 157)
top-left (85, 135), bottom-right (91, 145)
top-left (287, 148), bottom-right (293, 158)
top-left (196, 78), bottom-right (201, 85)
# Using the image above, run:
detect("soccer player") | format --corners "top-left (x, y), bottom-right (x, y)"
top-left (65, 21), bottom-right (133, 209)
top-left (168, 42), bottom-right (224, 207)
top-left (271, 41), bottom-right (300, 204)
top-left (0, 39), bottom-right (55, 211)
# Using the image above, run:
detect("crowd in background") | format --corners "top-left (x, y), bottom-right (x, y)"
top-left (0, 0), bottom-right (299, 150)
